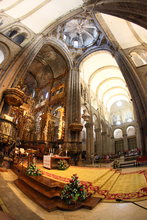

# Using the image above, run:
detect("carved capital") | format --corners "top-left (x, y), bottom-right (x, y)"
top-left (95, 128), bottom-right (101, 132)
top-left (85, 122), bottom-right (93, 128)
top-left (123, 134), bottom-right (127, 137)
top-left (101, 131), bottom-right (106, 135)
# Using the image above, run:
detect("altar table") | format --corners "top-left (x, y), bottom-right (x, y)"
top-left (43, 155), bottom-right (70, 169)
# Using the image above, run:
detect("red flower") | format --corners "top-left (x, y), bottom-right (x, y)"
top-left (80, 188), bottom-right (83, 191)
top-left (141, 187), bottom-right (147, 192)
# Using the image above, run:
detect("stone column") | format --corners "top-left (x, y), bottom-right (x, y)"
top-left (85, 122), bottom-right (94, 162)
top-left (111, 136), bottom-right (115, 154)
top-left (101, 131), bottom-right (107, 155)
top-left (136, 125), bottom-right (142, 150)
top-left (66, 66), bottom-right (83, 152)
top-left (95, 128), bottom-right (102, 155)
top-left (123, 133), bottom-right (129, 152)
top-left (106, 134), bottom-right (111, 154)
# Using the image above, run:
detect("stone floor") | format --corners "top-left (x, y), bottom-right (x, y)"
top-left (0, 166), bottom-right (147, 220)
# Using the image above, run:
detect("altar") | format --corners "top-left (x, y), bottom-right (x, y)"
top-left (43, 155), bottom-right (70, 169)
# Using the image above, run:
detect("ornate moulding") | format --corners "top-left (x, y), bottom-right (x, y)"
top-left (3, 86), bottom-right (25, 107)
top-left (69, 122), bottom-right (83, 131)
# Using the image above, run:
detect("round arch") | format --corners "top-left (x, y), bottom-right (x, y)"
top-left (114, 128), bottom-right (123, 139)
top-left (96, 77), bottom-right (126, 95)
top-left (88, 65), bottom-right (120, 85)
top-left (9, 37), bottom-right (73, 88)
top-left (106, 94), bottom-right (130, 111)
top-left (126, 125), bottom-right (136, 137)
top-left (88, 0), bottom-right (147, 29)
top-left (76, 36), bottom-right (147, 155)
top-left (0, 42), bottom-right (10, 65)
top-left (101, 86), bottom-right (130, 102)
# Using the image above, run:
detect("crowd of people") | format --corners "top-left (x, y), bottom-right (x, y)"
top-left (81, 148), bottom-right (141, 164)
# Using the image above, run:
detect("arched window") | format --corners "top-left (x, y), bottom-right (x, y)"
top-left (13, 34), bottom-right (26, 44)
top-left (127, 126), bottom-right (135, 137)
top-left (130, 51), bottom-right (147, 67)
top-left (112, 114), bottom-right (122, 126)
top-left (6, 29), bottom-right (18, 38)
top-left (73, 40), bottom-right (79, 48)
top-left (32, 90), bottom-right (36, 98)
top-left (114, 129), bottom-right (123, 139)
top-left (0, 49), bottom-right (4, 64)
top-left (125, 111), bottom-right (133, 122)
top-left (45, 92), bottom-right (49, 99)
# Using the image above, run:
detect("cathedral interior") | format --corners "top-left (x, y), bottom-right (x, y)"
top-left (0, 1), bottom-right (147, 220)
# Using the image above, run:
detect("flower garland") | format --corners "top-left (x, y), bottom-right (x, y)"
top-left (57, 159), bottom-right (69, 170)
top-left (26, 163), bottom-right (42, 176)
top-left (112, 160), bottom-right (120, 169)
top-left (60, 174), bottom-right (89, 204)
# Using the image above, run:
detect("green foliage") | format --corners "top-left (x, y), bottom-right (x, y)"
top-left (57, 159), bottom-right (69, 170)
top-left (60, 174), bottom-right (88, 204)
top-left (26, 163), bottom-right (42, 176)
top-left (112, 160), bottom-right (120, 169)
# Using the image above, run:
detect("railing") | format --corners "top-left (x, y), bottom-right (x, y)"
top-left (0, 117), bottom-right (17, 143)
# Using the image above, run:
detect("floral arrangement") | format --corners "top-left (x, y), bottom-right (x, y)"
top-left (112, 160), bottom-right (120, 169)
top-left (60, 174), bottom-right (88, 204)
top-left (57, 159), bottom-right (69, 170)
top-left (26, 163), bottom-right (42, 176)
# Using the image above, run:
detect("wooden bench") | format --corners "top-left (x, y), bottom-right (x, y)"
top-left (136, 156), bottom-right (147, 166)
top-left (119, 160), bottom-right (136, 168)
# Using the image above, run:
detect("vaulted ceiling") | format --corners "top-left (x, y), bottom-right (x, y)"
top-left (86, 0), bottom-right (147, 29)
top-left (80, 50), bottom-right (131, 111)
top-left (1, 0), bottom-right (147, 33)
top-left (27, 44), bottom-right (67, 88)
top-left (0, 0), bottom-right (146, 112)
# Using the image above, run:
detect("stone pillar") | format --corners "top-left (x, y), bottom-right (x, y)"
top-left (95, 128), bottom-right (102, 155)
top-left (111, 136), bottom-right (115, 154)
top-left (136, 125), bottom-right (142, 151)
top-left (66, 66), bottom-right (83, 152)
top-left (106, 134), bottom-right (111, 154)
top-left (101, 131), bottom-right (107, 155)
top-left (123, 133), bottom-right (129, 152)
top-left (85, 122), bottom-right (94, 162)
